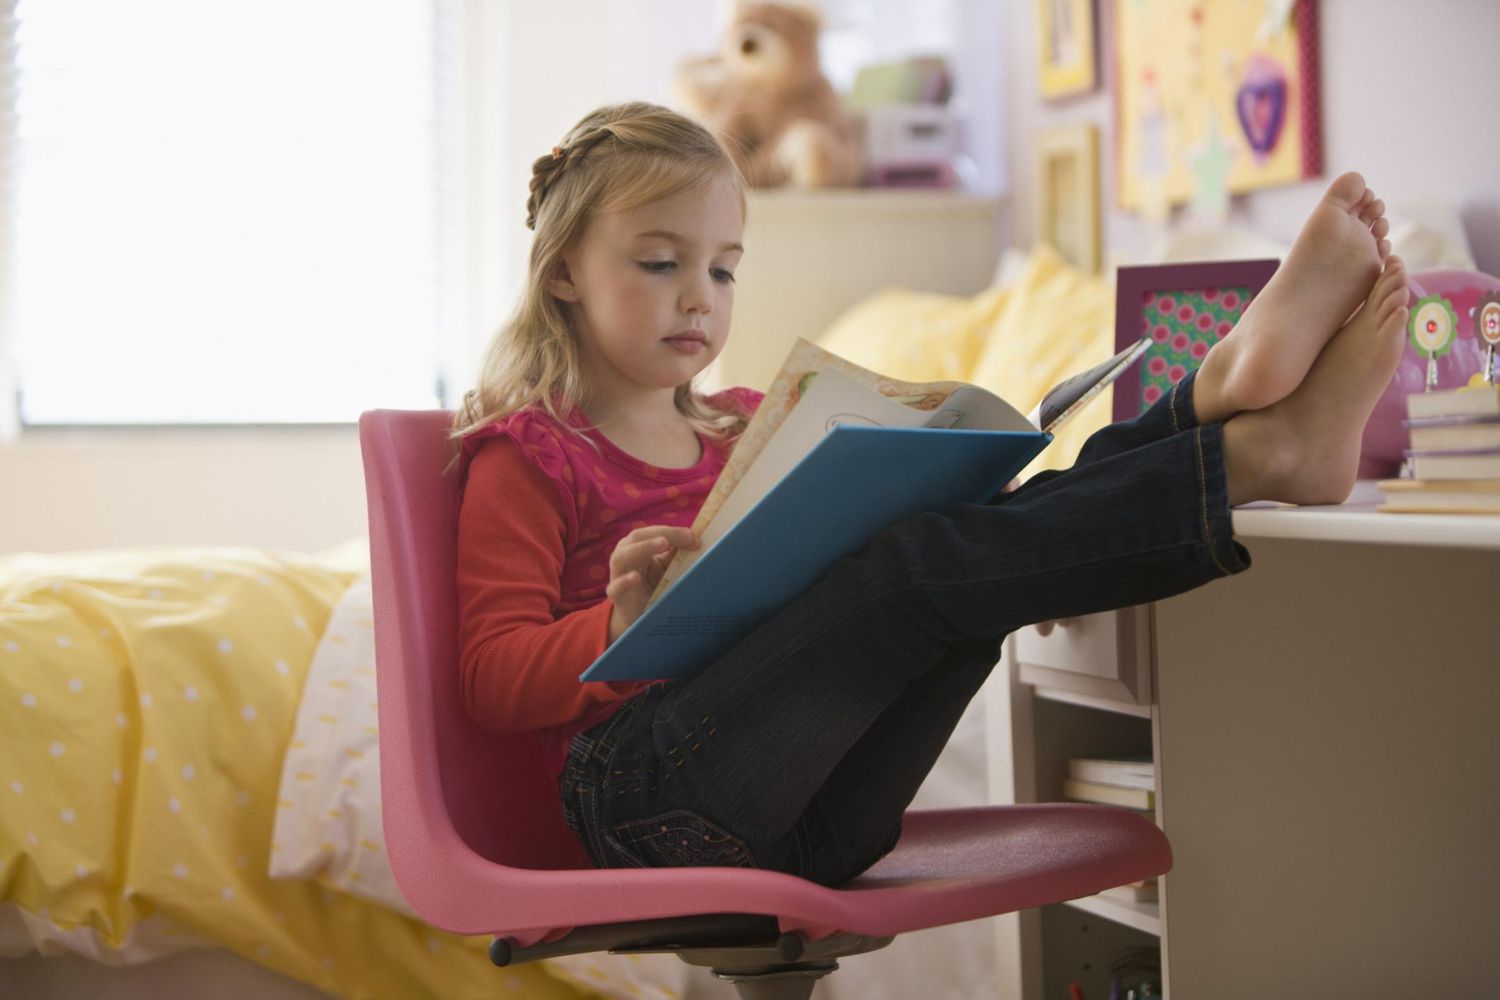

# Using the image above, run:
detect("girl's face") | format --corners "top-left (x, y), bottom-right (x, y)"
top-left (551, 172), bottom-right (744, 405)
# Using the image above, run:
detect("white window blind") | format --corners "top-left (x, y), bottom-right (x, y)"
top-left (0, 0), bottom-right (18, 439)
top-left (10, 0), bottom-right (451, 425)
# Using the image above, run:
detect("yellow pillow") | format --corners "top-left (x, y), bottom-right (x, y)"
top-left (967, 244), bottom-right (1116, 476)
top-left (816, 286), bottom-right (1008, 384)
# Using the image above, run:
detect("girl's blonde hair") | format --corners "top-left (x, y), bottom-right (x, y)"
top-left (451, 102), bottom-right (749, 455)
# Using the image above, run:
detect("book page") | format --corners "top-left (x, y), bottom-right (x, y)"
top-left (1030, 336), bottom-right (1152, 433)
top-left (691, 339), bottom-right (967, 546)
top-left (923, 385), bottom-right (1032, 431)
top-left (651, 367), bottom-right (932, 601)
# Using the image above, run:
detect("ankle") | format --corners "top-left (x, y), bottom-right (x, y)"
top-left (1192, 351), bottom-right (1229, 426)
top-left (1222, 415), bottom-right (1269, 506)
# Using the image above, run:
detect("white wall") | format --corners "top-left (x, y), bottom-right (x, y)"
top-left (0, 426), bottom-right (365, 554)
top-left (1005, 0), bottom-right (1500, 273)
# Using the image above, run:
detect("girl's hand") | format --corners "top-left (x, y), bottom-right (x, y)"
top-left (606, 526), bottom-right (700, 642)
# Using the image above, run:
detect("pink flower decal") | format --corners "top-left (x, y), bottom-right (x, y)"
top-left (1217, 321), bottom-right (1233, 338)
top-left (1196, 313), bottom-right (1214, 330)
top-left (1153, 324), bottom-right (1170, 342)
top-left (1172, 332), bottom-right (1190, 351)
top-left (1178, 306), bottom-right (1195, 322)
top-left (1168, 364), bottom-right (1187, 383)
top-left (1144, 385), bottom-right (1163, 404)
top-left (1158, 295), bottom-right (1176, 313)
top-left (1191, 340), bottom-right (1209, 359)
top-left (1148, 356), bottom-right (1168, 375)
top-left (1223, 292), bottom-right (1239, 309)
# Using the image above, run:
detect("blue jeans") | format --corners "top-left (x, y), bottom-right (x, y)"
top-left (560, 371), bottom-right (1249, 886)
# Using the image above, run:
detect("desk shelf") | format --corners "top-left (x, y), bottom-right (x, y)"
top-left (1031, 685), bottom-right (1152, 719)
top-left (1064, 894), bottom-right (1161, 937)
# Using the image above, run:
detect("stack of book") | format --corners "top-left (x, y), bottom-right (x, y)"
top-left (1379, 385), bottom-right (1500, 514)
top-left (1063, 755), bottom-right (1159, 904)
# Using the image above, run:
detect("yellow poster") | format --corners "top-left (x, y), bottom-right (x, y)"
top-left (1115, 0), bottom-right (1322, 211)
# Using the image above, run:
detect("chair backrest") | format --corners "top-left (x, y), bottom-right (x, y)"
top-left (359, 410), bottom-right (590, 901)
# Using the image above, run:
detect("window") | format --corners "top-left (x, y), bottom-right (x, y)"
top-left (9, 0), bottom-right (453, 425)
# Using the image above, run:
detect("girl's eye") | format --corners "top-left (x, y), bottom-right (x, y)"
top-left (712, 268), bottom-right (736, 284)
top-left (639, 260), bottom-right (675, 273)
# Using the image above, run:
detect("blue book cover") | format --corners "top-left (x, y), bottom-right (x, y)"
top-left (580, 423), bottom-right (1049, 682)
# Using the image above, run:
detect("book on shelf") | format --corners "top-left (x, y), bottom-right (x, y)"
top-left (1097, 877), bottom-right (1159, 904)
top-left (1405, 384), bottom-right (1500, 420)
top-left (580, 336), bottom-right (1152, 683)
top-left (1404, 448), bottom-right (1500, 482)
top-left (1381, 386), bottom-right (1500, 513)
top-left (1063, 777), bottom-right (1156, 811)
top-left (1376, 478), bottom-right (1500, 514)
top-left (1067, 754), bottom-right (1155, 790)
top-left (1406, 414), bottom-right (1500, 451)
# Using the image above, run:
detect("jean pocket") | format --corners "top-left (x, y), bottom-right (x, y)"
top-left (609, 810), bottom-right (757, 869)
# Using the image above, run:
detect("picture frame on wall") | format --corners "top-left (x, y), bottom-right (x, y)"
top-left (1113, 0), bottom-right (1323, 210)
top-left (1037, 123), bottom-right (1100, 274)
top-left (1036, 0), bottom-right (1097, 98)
top-left (1112, 259), bottom-right (1281, 421)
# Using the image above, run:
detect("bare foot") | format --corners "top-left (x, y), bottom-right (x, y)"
top-left (1224, 256), bottom-right (1409, 507)
top-left (1194, 172), bottom-right (1391, 424)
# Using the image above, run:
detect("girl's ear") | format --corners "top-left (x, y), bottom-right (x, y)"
top-left (545, 259), bottom-right (580, 302)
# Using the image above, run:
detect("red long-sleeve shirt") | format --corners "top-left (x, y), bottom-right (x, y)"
top-left (454, 389), bottom-right (762, 779)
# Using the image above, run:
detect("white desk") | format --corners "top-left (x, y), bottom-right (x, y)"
top-left (991, 483), bottom-right (1500, 998)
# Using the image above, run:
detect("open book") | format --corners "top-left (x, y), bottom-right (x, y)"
top-left (580, 336), bottom-right (1150, 683)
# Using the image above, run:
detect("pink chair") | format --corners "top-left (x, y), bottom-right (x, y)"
top-left (360, 409), bottom-right (1172, 1000)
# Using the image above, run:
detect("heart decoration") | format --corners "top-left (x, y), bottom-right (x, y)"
top-left (1235, 56), bottom-right (1288, 160)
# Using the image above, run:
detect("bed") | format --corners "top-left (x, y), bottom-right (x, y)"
top-left (0, 534), bottom-right (1007, 1000)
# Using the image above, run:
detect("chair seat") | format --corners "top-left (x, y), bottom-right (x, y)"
top-left (446, 803), bottom-right (1168, 945)
top-left (828, 803), bottom-right (1166, 935)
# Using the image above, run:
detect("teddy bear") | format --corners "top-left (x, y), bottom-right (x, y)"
top-left (672, 3), bottom-right (863, 188)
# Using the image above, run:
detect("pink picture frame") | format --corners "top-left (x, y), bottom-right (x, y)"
top-left (1113, 259), bottom-right (1281, 422)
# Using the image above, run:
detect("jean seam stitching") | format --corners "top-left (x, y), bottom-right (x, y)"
top-left (1169, 379), bottom-right (1182, 434)
top-left (1195, 425), bottom-right (1232, 576)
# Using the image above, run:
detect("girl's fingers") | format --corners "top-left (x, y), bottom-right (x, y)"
top-left (623, 525), bottom-right (699, 548)
top-left (606, 570), bottom-right (647, 615)
top-left (609, 526), bottom-right (701, 615)
top-left (610, 536), bottom-right (670, 574)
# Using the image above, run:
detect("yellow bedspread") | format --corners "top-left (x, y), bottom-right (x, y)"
top-left (0, 546), bottom-right (587, 1000)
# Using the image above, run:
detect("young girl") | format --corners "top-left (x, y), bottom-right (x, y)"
top-left (452, 101), bottom-right (1408, 887)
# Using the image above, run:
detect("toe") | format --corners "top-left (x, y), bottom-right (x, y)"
top-left (1361, 197), bottom-right (1386, 226)
top-left (1371, 216), bottom-right (1390, 240)
top-left (1377, 237), bottom-right (1392, 259)
top-left (1326, 171), bottom-right (1368, 211)
top-left (1384, 306), bottom-right (1410, 338)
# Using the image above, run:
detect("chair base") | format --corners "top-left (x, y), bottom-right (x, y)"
top-left (490, 914), bottom-right (892, 1000)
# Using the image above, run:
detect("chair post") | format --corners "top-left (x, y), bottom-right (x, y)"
top-left (672, 931), bottom-right (893, 1000)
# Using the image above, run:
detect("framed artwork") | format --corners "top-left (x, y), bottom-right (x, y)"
top-left (1037, 123), bottom-right (1100, 274)
top-left (1113, 0), bottom-right (1322, 211)
top-left (1037, 0), bottom-right (1097, 98)
top-left (1113, 259), bottom-right (1281, 421)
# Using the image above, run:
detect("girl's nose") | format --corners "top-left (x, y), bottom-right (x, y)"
top-left (680, 271), bottom-right (713, 315)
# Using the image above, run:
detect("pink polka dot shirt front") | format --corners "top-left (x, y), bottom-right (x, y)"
top-left (491, 387), bottom-right (763, 618)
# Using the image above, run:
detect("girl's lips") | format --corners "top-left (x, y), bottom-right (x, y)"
top-left (664, 332), bottom-right (707, 354)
